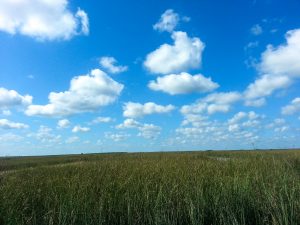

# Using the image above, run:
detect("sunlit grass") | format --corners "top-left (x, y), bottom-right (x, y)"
top-left (0, 150), bottom-right (299, 225)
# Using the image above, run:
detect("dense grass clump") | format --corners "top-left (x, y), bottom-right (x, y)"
top-left (0, 150), bottom-right (299, 225)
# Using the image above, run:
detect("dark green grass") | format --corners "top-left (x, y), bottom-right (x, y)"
top-left (0, 150), bottom-right (299, 225)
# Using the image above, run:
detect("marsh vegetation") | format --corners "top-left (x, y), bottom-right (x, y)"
top-left (0, 150), bottom-right (299, 225)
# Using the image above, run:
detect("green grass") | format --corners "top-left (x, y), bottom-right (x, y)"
top-left (0, 150), bottom-right (299, 225)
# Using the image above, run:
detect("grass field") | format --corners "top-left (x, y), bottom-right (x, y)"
top-left (0, 150), bottom-right (299, 225)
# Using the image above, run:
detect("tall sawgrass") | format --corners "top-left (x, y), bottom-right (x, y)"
top-left (0, 150), bottom-right (299, 225)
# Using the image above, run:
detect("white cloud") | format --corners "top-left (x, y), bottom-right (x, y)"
top-left (181, 114), bottom-right (208, 127)
top-left (176, 127), bottom-right (203, 138)
top-left (274, 118), bottom-right (286, 125)
top-left (244, 98), bottom-right (266, 107)
top-left (180, 102), bottom-right (207, 115)
top-left (207, 104), bottom-right (230, 114)
top-left (174, 114), bottom-right (266, 145)
top-left (148, 72), bottom-right (219, 95)
top-left (251, 24), bottom-right (263, 35)
top-left (153, 9), bottom-right (181, 32)
top-left (180, 92), bottom-right (242, 117)
top-left (281, 97), bottom-right (300, 115)
top-left (260, 29), bottom-right (300, 77)
top-left (228, 124), bottom-right (240, 132)
top-left (26, 69), bottom-right (124, 117)
top-left (99, 57), bottom-right (128, 74)
top-left (228, 112), bottom-right (247, 124)
top-left (266, 118), bottom-right (286, 129)
top-left (202, 92), bottom-right (242, 105)
top-left (244, 74), bottom-right (292, 107)
top-left (244, 74), bottom-right (291, 100)
top-left (0, 87), bottom-right (32, 109)
top-left (72, 125), bottom-right (90, 133)
top-left (153, 9), bottom-right (190, 33)
top-left (105, 132), bottom-right (130, 142)
top-left (242, 119), bottom-right (260, 128)
top-left (138, 124), bottom-right (161, 139)
top-left (0, 119), bottom-right (28, 129)
top-left (228, 111), bottom-right (262, 130)
top-left (274, 126), bottom-right (289, 132)
top-left (123, 102), bottom-right (175, 118)
top-left (91, 117), bottom-right (113, 124)
top-left (65, 136), bottom-right (79, 144)
top-left (248, 111), bottom-right (260, 120)
top-left (244, 29), bottom-right (300, 105)
top-left (245, 41), bottom-right (259, 51)
top-left (1, 109), bottom-right (11, 116)
top-left (57, 119), bottom-right (70, 129)
top-left (29, 126), bottom-right (61, 143)
top-left (116, 119), bottom-right (161, 139)
top-left (0, 0), bottom-right (89, 41)
top-left (144, 31), bottom-right (205, 74)
top-left (116, 118), bottom-right (141, 129)
top-left (75, 8), bottom-right (89, 35)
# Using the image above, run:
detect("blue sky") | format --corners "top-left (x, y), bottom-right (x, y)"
top-left (0, 0), bottom-right (300, 156)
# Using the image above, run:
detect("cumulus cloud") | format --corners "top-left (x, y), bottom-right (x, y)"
top-left (28, 126), bottom-right (61, 143)
top-left (153, 9), bottom-right (179, 32)
top-left (181, 114), bottom-right (209, 127)
top-left (0, 0), bottom-right (89, 41)
top-left (181, 92), bottom-right (242, 116)
top-left (148, 72), bottom-right (219, 95)
top-left (281, 97), bottom-right (300, 115)
top-left (105, 132), bottom-right (130, 142)
top-left (116, 118), bottom-right (141, 129)
top-left (99, 57), bottom-right (128, 74)
top-left (137, 124), bottom-right (161, 139)
top-left (116, 119), bottom-right (161, 139)
top-left (228, 112), bottom-right (247, 124)
top-left (180, 102), bottom-right (207, 115)
top-left (26, 69), bottom-right (123, 117)
top-left (57, 119), bottom-right (70, 129)
top-left (72, 125), bottom-right (90, 133)
top-left (187, 92), bottom-right (241, 115)
top-left (176, 127), bottom-right (203, 138)
top-left (0, 87), bottom-right (32, 109)
top-left (91, 117), bottom-right (113, 124)
top-left (227, 111), bottom-right (263, 131)
top-left (123, 102), bottom-right (175, 118)
top-left (244, 29), bottom-right (300, 105)
top-left (248, 111), bottom-right (261, 120)
top-left (175, 114), bottom-right (264, 146)
top-left (153, 9), bottom-right (189, 33)
top-left (144, 31), bottom-right (205, 74)
top-left (195, 92), bottom-right (241, 106)
top-left (228, 124), bottom-right (240, 132)
top-left (244, 74), bottom-right (292, 100)
top-left (244, 98), bottom-right (266, 107)
top-left (0, 119), bottom-right (28, 129)
top-left (260, 29), bottom-right (300, 77)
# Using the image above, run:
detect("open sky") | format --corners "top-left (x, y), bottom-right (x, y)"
top-left (0, 0), bottom-right (300, 156)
